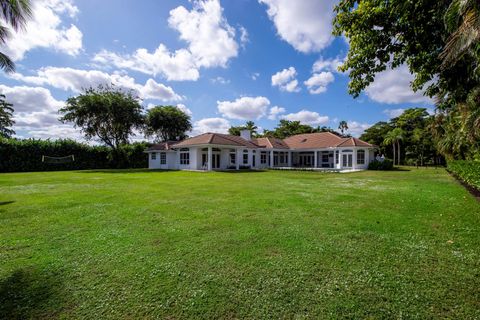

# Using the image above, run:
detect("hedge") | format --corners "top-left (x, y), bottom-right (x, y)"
top-left (447, 160), bottom-right (480, 191)
top-left (368, 159), bottom-right (394, 170)
top-left (0, 138), bottom-right (150, 172)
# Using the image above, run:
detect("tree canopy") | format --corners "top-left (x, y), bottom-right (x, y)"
top-left (228, 121), bottom-right (258, 136)
top-left (144, 106), bottom-right (192, 142)
top-left (59, 86), bottom-right (144, 149)
top-left (0, 94), bottom-right (14, 138)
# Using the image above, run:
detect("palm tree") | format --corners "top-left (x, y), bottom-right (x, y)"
top-left (338, 120), bottom-right (348, 135)
top-left (383, 128), bottom-right (404, 165)
top-left (0, 0), bottom-right (32, 73)
top-left (244, 121), bottom-right (258, 136)
top-left (440, 0), bottom-right (480, 68)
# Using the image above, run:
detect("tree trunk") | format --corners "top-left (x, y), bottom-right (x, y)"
top-left (392, 143), bottom-right (396, 166)
top-left (397, 141), bottom-right (401, 166)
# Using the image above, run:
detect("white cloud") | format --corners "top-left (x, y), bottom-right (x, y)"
top-left (176, 104), bottom-right (193, 117)
top-left (281, 110), bottom-right (329, 126)
top-left (365, 64), bottom-right (433, 104)
top-left (383, 108), bottom-right (405, 118)
top-left (239, 26), bottom-right (249, 47)
top-left (268, 106), bottom-right (285, 120)
top-left (0, 0), bottom-right (83, 61)
top-left (271, 67), bottom-right (300, 92)
top-left (251, 72), bottom-right (260, 80)
top-left (304, 72), bottom-right (335, 94)
top-left (313, 56), bottom-right (344, 73)
top-left (210, 76), bottom-right (230, 84)
top-left (346, 121), bottom-right (372, 137)
top-left (93, 0), bottom-right (239, 81)
top-left (217, 96), bottom-right (270, 120)
top-left (11, 67), bottom-right (182, 102)
top-left (258, 0), bottom-right (336, 53)
top-left (0, 85), bottom-right (63, 113)
top-left (192, 117), bottom-right (230, 135)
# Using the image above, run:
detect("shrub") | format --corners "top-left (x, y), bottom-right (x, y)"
top-left (447, 161), bottom-right (480, 191)
top-left (368, 159), bottom-right (394, 170)
top-left (0, 138), bottom-right (150, 172)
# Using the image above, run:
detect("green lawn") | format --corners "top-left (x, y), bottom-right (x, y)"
top-left (0, 168), bottom-right (479, 319)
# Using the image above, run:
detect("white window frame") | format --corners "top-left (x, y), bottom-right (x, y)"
top-left (160, 152), bottom-right (167, 165)
top-left (357, 150), bottom-right (365, 165)
top-left (151, 152), bottom-right (157, 160)
top-left (180, 148), bottom-right (190, 165)
top-left (260, 152), bottom-right (267, 164)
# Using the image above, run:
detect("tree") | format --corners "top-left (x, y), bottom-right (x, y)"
top-left (0, 0), bottom-right (32, 73)
top-left (360, 121), bottom-right (393, 156)
top-left (228, 121), bottom-right (258, 136)
top-left (0, 94), bottom-right (14, 138)
top-left (338, 120), bottom-right (349, 135)
top-left (59, 85), bottom-right (144, 150)
top-left (266, 120), bottom-right (317, 139)
top-left (383, 128), bottom-right (404, 165)
top-left (144, 106), bottom-right (192, 142)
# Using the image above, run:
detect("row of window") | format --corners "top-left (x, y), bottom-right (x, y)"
top-left (151, 152), bottom-right (167, 164)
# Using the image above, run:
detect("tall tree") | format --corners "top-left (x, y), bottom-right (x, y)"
top-left (265, 120), bottom-right (317, 139)
top-left (144, 106), bottom-right (192, 142)
top-left (228, 121), bottom-right (258, 136)
top-left (338, 120), bottom-right (349, 135)
top-left (0, 94), bottom-right (14, 138)
top-left (0, 0), bottom-right (32, 73)
top-left (384, 128), bottom-right (404, 165)
top-left (59, 85), bottom-right (144, 150)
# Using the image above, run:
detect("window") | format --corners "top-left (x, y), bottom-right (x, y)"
top-left (160, 152), bottom-right (166, 165)
top-left (243, 150), bottom-right (249, 164)
top-left (322, 154), bottom-right (329, 163)
top-left (229, 149), bottom-right (236, 165)
top-left (335, 150), bottom-right (339, 164)
top-left (279, 153), bottom-right (285, 164)
top-left (180, 148), bottom-right (189, 165)
top-left (260, 152), bottom-right (267, 164)
top-left (357, 150), bottom-right (365, 165)
top-left (151, 153), bottom-right (157, 160)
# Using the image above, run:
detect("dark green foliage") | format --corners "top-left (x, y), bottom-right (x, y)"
top-left (262, 120), bottom-right (341, 139)
top-left (228, 121), bottom-right (258, 136)
top-left (59, 86), bottom-right (144, 149)
top-left (144, 106), bottom-right (192, 142)
top-left (0, 138), bottom-right (149, 172)
top-left (368, 159), bottom-right (393, 170)
top-left (447, 160), bottom-right (480, 190)
top-left (0, 94), bottom-right (14, 138)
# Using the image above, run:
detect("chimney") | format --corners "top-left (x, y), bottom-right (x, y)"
top-left (240, 129), bottom-right (252, 141)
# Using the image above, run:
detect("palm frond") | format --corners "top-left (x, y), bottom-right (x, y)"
top-left (0, 0), bottom-right (32, 31)
top-left (0, 51), bottom-right (15, 73)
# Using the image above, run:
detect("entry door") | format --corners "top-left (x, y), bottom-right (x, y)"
top-left (342, 153), bottom-right (353, 168)
top-left (212, 154), bottom-right (220, 169)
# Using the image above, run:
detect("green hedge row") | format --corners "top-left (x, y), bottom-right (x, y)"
top-left (0, 138), bottom-right (150, 172)
top-left (368, 159), bottom-right (394, 170)
top-left (447, 160), bottom-right (480, 190)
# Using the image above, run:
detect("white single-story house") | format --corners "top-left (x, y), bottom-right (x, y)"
top-left (145, 130), bottom-right (376, 171)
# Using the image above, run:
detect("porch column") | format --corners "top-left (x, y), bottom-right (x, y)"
top-left (207, 146), bottom-right (212, 171)
top-left (270, 150), bottom-right (274, 168)
top-left (314, 151), bottom-right (318, 168)
top-left (338, 150), bottom-right (343, 169)
top-left (236, 148), bottom-right (240, 170)
top-left (333, 150), bottom-right (336, 168)
top-left (353, 149), bottom-right (357, 170)
top-left (287, 151), bottom-right (292, 167)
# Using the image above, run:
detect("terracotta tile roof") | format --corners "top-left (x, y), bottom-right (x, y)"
top-left (173, 133), bottom-right (259, 148)
top-left (284, 132), bottom-right (373, 149)
top-left (336, 137), bottom-right (375, 147)
top-left (146, 141), bottom-right (178, 151)
top-left (253, 137), bottom-right (290, 149)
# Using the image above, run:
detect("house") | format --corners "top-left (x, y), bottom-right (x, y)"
top-left (145, 130), bottom-right (376, 171)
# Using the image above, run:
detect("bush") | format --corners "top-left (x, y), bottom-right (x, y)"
top-left (447, 160), bottom-right (480, 191)
top-left (368, 159), bottom-right (394, 170)
top-left (0, 138), bottom-right (150, 172)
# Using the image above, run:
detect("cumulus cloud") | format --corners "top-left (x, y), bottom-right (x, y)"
top-left (365, 64), bottom-right (433, 104)
top-left (0, 85), bottom-right (63, 113)
top-left (346, 121), bottom-right (372, 137)
top-left (239, 26), bottom-right (249, 47)
top-left (258, 0), bottom-right (336, 53)
top-left (271, 67), bottom-right (300, 92)
top-left (281, 110), bottom-right (329, 126)
top-left (312, 56), bottom-right (345, 73)
top-left (0, 0), bottom-right (83, 61)
top-left (192, 117), bottom-right (230, 135)
top-left (383, 108), bottom-right (405, 118)
top-left (176, 104), bottom-right (193, 117)
top-left (268, 106), bottom-right (285, 120)
top-left (93, 0), bottom-right (239, 81)
top-left (11, 67), bottom-right (182, 102)
top-left (304, 72), bottom-right (335, 94)
top-left (217, 96), bottom-right (270, 120)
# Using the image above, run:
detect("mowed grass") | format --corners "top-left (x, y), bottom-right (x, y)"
top-left (0, 168), bottom-right (479, 319)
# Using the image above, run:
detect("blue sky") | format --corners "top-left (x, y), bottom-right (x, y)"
top-left (0, 0), bottom-right (433, 140)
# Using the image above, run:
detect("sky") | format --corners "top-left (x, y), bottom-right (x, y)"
top-left (0, 0), bottom-right (434, 141)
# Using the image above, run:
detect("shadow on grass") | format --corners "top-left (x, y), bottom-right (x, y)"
top-left (0, 201), bottom-right (15, 206)
top-left (0, 267), bottom-right (66, 319)
top-left (391, 167), bottom-right (412, 172)
top-left (81, 168), bottom-right (162, 174)
top-left (217, 169), bottom-right (267, 173)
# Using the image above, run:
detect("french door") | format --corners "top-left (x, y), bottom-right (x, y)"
top-left (202, 153), bottom-right (220, 169)
top-left (342, 153), bottom-right (353, 168)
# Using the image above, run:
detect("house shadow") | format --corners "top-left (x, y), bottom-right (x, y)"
top-left (0, 267), bottom-right (66, 319)
top-left (81, 168), bottom-right (160, 174)
top-left (217, 169), bottom-right (267, 174)
top-left (0, 201), bottom-right (15, 206)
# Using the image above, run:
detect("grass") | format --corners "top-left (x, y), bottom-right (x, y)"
top-left (0, 168), bottom-right (479, 319)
